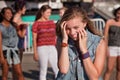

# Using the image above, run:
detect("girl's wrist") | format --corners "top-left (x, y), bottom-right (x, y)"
top-left (61, 42), bottom-right (68, 47)
top-left (82, 49), bottom-right (88, 54)
top-left (62, 39), bottom-right (68, 47)
top-left (82, 51), bottom-right (90, 59)
top-left (62, 39), bottom-right (68, 43)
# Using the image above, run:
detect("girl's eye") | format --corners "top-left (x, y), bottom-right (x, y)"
top-left (74, 26), bottom-right (79, 30)
top-left (65, 26), bottom-right (69, 30)
top-left (74, 27), bottom-right (78, 29)
top-left (66, 28), bottom-right (69, 30)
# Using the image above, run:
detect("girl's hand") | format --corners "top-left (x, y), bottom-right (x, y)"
top-left (61, 21), bottom-right (68, 43)
top-left (78, 29), bottom-right (88, 54)
top-left (0, 55), bottom-right (5, 64)
top-left (33, 52), bottom-right (39, 62)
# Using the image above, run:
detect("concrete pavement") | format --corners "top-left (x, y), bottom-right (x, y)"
top-left (0, 54), bottom-right (117, 80)
top-left (0, 54), bottom-right (55, 80)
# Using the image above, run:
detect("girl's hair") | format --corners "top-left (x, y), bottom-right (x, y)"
top-left (14, 0), bottom-right (26, 12)
top-left (35, 5), bottom-right (51, 21)
top-left (113, 7), bottom-right (120, 21)
top-left (113, 7), bottom-right (120, 17)
top-left (0, 7), bottom-right (13, 23)
top-left (56, 6), bottom-right (101, 37)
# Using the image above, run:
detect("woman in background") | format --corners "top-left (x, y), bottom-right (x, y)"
top-left (104, 7), bottom-right (120, 80)
top-left (0, 7), bottom-right (24, 80)
top-left (32, 5), bottom-right (58, 80)
top-left (13, 0), bottom-right (28, 62)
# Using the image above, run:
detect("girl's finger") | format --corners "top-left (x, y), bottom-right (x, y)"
top-left (82, 29), bottom-right (87, 37)
top-left (78, 30), bottom-right (81, 41)
top-left (61, 21), bottom-right (66, 30)
top-left (80, 29), bottom-right (84, 38)
top-left (63, 22), bottom-right (67, 31)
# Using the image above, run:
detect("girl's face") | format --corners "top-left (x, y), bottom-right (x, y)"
top-left (116, 10), bottom-right (120, 21)
top-left (66, 17), bottom-right (87, 41)
top-left (3, 9), bottom-right (13, 21)
top-left (21, 6), bottom-right (26, 15)
top-left (42, 9), bottom-right (51, 20)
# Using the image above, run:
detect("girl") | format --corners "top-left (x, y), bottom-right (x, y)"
top-left (104, 7), bottom-right (120, 80)
top-left (13, 0), bottom-right (28, 62)
top-left (0, 7), bottom-right (24, 80)
top-left (56, 6), bottom-right (106, 80)
top-left (32, 5), bottom-right (58, 80)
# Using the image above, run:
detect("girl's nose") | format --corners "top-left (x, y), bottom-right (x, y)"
top-left (70, 29), bottom-right (76, 35)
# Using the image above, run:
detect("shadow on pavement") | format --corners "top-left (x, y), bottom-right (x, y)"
top-left (0, 67), bottom-right (55, 80)
top-left (23, 70), bottom-right (39, 80)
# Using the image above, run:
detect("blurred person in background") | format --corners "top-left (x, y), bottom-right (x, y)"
top-left (80, 0), bottom-right (95, 18)
top-left (104, 7), bottom-right (120, 80)
top-left (13, 0), bottom-right (28, 62)
top-left (32, 5), bottom-right (58, 80)
top-left (59, 6), bottom-right (68, 18)
top-left (81, 0), bottom-right (94, 11)
top-left (0, 7), bottom-right (24, 80)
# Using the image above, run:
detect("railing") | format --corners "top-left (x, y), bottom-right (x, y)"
top-left (23, 18), bottom-right (105, 54)
top-left (24, 22), bottom-right (34, 54)
top-left (91, 18), bottom-right (105, 34)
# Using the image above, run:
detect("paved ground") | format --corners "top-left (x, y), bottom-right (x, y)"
top-left (0, 54), bottom-right (116, 80)
top-left (0, 54), bottom-right (55, 80)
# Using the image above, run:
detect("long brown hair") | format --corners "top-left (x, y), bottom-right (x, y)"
top-left (35, 5), bottom-right (51, 21)
top-left (56, 6), bottom-right (101, 37)
top-left (14, 0), bottom-right (26, 12)
top-left (113, 7), bottom-right (120, 21)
